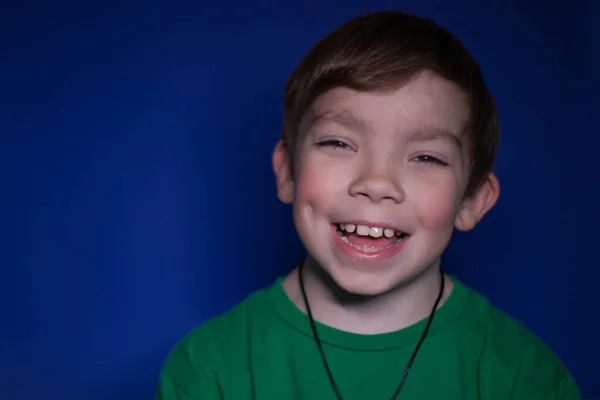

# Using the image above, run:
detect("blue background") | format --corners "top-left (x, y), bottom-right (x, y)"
top-left (1, 1), bottom-right (598, 399)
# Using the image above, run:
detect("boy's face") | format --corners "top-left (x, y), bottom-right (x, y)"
top-left (273, 71), bottom-right (499, 296)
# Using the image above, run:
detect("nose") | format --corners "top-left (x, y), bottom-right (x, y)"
top-left (348, 167), bottom-right (404, 204)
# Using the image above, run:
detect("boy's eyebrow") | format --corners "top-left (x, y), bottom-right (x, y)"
top-left (408, 127), bottom-right (463, 153)
top-left (307, 109), bottom-right (373, 135)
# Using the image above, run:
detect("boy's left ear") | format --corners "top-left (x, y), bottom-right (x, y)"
top-left (455, 172), bottom-right (500, 232)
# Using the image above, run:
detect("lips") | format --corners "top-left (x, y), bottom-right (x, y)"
top-left (331, 223), bottom-right (409, 260)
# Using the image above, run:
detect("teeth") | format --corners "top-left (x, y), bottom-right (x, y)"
top-left (339, 234), bottom-right (405, 252)
top-left (339, 223), bottom-right (403, 238)
top-left (370, 227), bottom-right (383, 238)
top-left (356, 225), bottom-right (370, 236)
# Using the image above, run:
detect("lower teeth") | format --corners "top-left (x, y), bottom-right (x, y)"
top-left (338, 233), bottom-right (404, 253)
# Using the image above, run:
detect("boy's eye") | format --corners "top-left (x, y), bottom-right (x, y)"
top-left (412, 155), bottom-right (448, 166)
top-left (316, 140), bottom-right (354, 151)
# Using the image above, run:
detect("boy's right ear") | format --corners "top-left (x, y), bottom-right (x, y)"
top-left (272, 140), bottom-right (295, 204)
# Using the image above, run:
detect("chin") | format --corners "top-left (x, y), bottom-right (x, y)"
top-left (314, 254), bottom-right (442, 300)
top-left (324, 266), bottom-right (401, 298)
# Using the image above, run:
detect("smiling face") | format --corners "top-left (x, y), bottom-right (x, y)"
top-left (274, 72), bottom-right (499, 296)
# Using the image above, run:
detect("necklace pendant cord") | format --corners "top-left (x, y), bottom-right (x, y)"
top-left (298, 262), bottom-right (446, 400)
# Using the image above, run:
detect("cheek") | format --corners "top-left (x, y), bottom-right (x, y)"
top-left (294, 155), bottom-right (344, 204)
top-left (409, 178), bottom-right (461, 228)
top-left (292, 156), bottom-right (343, 241)
top-left (294, 169), bottom-right (324, 206)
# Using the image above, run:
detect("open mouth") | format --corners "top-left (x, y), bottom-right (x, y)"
top-left (335, 223), bottom-right (408, 253)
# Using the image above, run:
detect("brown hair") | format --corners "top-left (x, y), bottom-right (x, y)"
top-left (281, 11), bottom-right (499, 197)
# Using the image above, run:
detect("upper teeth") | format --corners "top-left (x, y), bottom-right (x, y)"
top-left (340, 224), bottom-right (400, 238)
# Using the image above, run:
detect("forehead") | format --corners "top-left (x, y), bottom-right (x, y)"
top-left (305, 72), bottom-right (470, 138)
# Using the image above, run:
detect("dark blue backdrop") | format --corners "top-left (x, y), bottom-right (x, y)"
top-left (1, 1), bottom-right (598, 399)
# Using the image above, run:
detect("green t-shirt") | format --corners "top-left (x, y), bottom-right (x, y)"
top-left (156, 276), bottom-right (581, 399)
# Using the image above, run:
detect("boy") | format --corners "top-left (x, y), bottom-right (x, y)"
top-left (156, 11), bottom-right (581, 399)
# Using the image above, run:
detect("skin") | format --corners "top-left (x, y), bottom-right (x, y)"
top-left (272, 71), bottom-right (500, 335)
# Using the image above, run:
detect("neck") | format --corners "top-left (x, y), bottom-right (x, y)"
top-left (283, 256), bottom-right (453, 335)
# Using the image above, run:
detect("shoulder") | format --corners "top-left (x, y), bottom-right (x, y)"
top-left (157, 284), bottom-right (275, 398)
top-left (458, 282), bottom-right (580, 399)
top-left (164, 285), bottom-right (272, 368)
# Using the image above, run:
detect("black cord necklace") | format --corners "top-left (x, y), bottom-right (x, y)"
top-left (298, 263), bottom-right (445, 400)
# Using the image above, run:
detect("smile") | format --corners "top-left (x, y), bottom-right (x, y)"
top-left (335, 223), bottom-right (408, 253)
